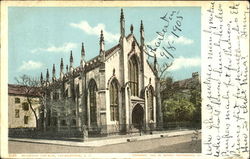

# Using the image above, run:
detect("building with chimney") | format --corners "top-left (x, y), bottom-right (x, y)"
top-left (40, 9), bottom-right (160, 135)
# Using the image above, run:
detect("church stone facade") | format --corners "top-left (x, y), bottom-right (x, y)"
top-left (40, 9), bottom-right (160, 135)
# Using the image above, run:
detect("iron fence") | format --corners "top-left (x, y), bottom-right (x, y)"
top-left (9, 121), bottom-right (201, 138)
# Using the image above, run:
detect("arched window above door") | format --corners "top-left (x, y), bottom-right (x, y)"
top-left (128, 55), bottom-right (139, 96)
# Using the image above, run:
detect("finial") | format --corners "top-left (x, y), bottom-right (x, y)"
top-left (130, 24), bottom-right (134, 34)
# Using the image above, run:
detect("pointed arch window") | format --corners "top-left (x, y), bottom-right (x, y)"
top-left (110, 80), bottom-right (119, 121)
top-left (147, 86), bottom-right (154, 121)
top-left (129, 56), bottom-right (139, 96)
top-left (89, 80), bottom-right (97, 124)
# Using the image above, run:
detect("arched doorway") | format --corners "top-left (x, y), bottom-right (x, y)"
top-left (132, 104), bottom-right (144, 129)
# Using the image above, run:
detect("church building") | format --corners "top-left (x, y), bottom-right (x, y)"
top-left (40, 9), bottom-right (161, 135)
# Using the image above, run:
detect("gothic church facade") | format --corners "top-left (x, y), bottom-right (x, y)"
top-left (41, 9), bottom-right (161, 135)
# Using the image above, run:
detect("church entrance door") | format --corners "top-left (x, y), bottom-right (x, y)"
top-left (132, 104), bottom-right (144, 129)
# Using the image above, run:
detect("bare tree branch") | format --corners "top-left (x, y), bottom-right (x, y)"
top-left (158, 62), bottom-right (173, 79)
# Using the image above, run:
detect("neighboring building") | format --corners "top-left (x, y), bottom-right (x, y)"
top-left (8, 84), bottom-right (42, 129)
top-left (40, 9), bottom-right (160, 135)
top-left (172, 72), bottom-right (201, 98)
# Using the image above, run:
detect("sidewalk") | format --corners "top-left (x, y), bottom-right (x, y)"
top-left (9, 129), bottom-right (201, 147)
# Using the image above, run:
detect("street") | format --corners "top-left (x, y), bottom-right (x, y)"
top-left (9, 134), bottom-right (201, 153)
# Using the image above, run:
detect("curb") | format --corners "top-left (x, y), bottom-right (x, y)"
top-left (9, 130), bottom-right (200, 147)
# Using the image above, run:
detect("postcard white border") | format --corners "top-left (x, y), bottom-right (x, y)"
top-left (1, 1), bottom-right (249, 159)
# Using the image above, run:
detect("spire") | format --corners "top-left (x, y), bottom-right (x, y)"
top-left (81, 42), bottom-right (85, 58)
top-left (140, 20), bottom-right (145, 47)
top-left (120, 8), bottom-right (124, 21)
top-left (120, 8), bottom-right (125, 38)
top-left (140, 20), bottom-right (144, 32)
top-left (60, 58), bottom-right (64, 80)
top-left (46, 69), bottom-right (49, 82)
top-left (60, 58), bottom-right (63, 70)
top-left (100, 30), bottom-right (105, 53)
top-left (40, 72), bottom-right (43, 84)
top-left (81, 43), bottom-right (86, 67)
top-left (100, 30), bottom-right (104, 43)
top-left (70, 50), bottom-right (74, 73)
top-left (52, 64), bottom-right (56, 75)
top-left (52, 64), bottom-right (56, 81)
top-left (154, 53), bottom-right (157, 72)
top-left (70, 50), bottom-right (73, 63)
top-left (130, 24), bottom-right (134, 34)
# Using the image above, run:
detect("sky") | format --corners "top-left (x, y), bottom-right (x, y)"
top-left (8, 7), bottom-right (200, 84)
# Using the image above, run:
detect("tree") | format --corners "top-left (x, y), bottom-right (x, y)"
top-left (15, 74), bottom-right (78, 132)
top-left (15, 74), bottom-right (42, 130)
top-left (46, 96), bottom-right (77, 131)
top-left (162, 96), bottom-right (195, 122)
top-left (40, 77), bottom-right (79, 132)
top-left (189, 80), bottom-right (201, 123)
top-left (160, 76), bottom-right (174, 102)
top-left (144, 52), bottom-right (173, 128)
top-left (160, 74), bottom-right (201, 126)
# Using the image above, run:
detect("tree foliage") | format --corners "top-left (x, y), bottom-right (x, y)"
top-left (162, 96), bottom-right (195, 122)
top-left (161, 76), bottom-right (201, 123)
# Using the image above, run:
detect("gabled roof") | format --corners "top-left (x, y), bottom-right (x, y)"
top-left (173, 76), bottom-right (200, 89)
top-left (8, 84), bottom-right (42, 97)
top-left (50, 34), bottom-right (153, 82)
top-left (173, 78), bottom-right (193, 89)
top-left (105, 44), bottom-right (120, 57)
